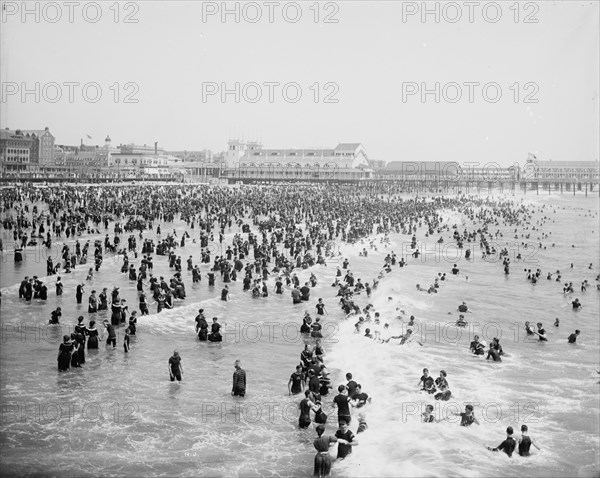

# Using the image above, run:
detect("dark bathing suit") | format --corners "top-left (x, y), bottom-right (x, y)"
top-left (169, 355), bottom-right (182, 381)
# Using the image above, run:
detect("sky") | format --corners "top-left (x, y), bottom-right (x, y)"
top-left (1, 0), bottom-right (598, 167)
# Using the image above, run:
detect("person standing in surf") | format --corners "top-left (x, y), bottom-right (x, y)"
top-left (232, 359), bottom-right (246, 397)
top-left (57, 335), bottom-right (73, 371)
top-left (289, 365), bottom-right (304, 395)
top-left (104, 321), bottom-right (117, 348)
top-left (332, 384), bottom-right (353, 425)
top-left (536, 322), bottom-right (548, 341)
top-left (299, 390), bottom-right (318, 428)
top-left (123, 328), bottom-right (131, 353)
top-left (450, 404), bottom-right (480, 426)
top-left (86, 320), bottom-right (99, 349)
top-left (313, 424), bottom-right (338, 478)
top-left (486, 426), bottom-right (516, 457)
top-left (169, 350), bottom-right (183, 381)
top-left (335, 420), bottom-right (358, 460)
top-left (518, 424), bottom-right (542, 456)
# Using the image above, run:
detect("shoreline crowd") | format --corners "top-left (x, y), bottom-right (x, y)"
top-left (1, 182), bottom-right (598, 476)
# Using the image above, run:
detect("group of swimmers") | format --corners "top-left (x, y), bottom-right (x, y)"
top-left (2, 183), bottom-right (598, 477)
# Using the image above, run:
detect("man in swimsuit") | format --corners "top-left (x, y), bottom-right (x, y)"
top-left (300, 282), bottom-right (311, 301)
top-left (291, 287), bottom-right (302, 304)
top-left (104, 321), bottom-right (117, 348)
top-left (451, 404), bottom-right (480, 426)
top-left (298, 390), bottom-right (317, 428)
top-left (346, 373), bottom-right (358, 399)
top-left (232, 359), bottom-right (246, 397)
top-left (208, 317), bottom-right (223, 342)
top-left (335, 420), bottom-right (358, 460)
top-left (289, 365), bottom-right (304, 395)
top-left (487, 426), bottom-right (517, 457)
top-left (352, 384), bottom-right (371, 408)
top-left (316, 298), bottom-right (327, 316)
top-left (332, 384), bottom-right (353, 425)
top-left (568, 329), bottom-right (580, 343)
top-left (168, 350), bottom-right (183, 381)
top-left (518, 424), bottom-right (541, 456)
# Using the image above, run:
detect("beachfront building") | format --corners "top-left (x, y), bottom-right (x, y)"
top-left (223, 140), bottom-right (373, 183)
top-left (165, 150), bottom-right (222, 182)
top-left (0, 129), bottom-right (33, 176)
top-left (108, 141), bottom-right (174, 179)
top-left (22, 127), bottom-right (55, 169)
top-left (52, 136), bottom-right (119, 179)
top-left (525, 159), bottom-right (600, 183)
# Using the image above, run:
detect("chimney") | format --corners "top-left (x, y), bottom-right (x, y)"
top-left (155, 141), bottom-right (158, 155)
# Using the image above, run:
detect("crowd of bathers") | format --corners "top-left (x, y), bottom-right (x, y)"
top-left (1, 182), bottom-right (598, 475)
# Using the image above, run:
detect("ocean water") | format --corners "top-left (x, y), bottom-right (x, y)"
top-left (0, 187), bottom-right (598, 478)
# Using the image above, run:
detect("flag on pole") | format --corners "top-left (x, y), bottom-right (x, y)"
top-left (86, 134), bottom-right (92, 140)
top-left (527, 152), bottom-right (537, 161)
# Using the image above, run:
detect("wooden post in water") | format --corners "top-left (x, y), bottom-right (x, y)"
top-left (585, 183), bottom-right (588, 197)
